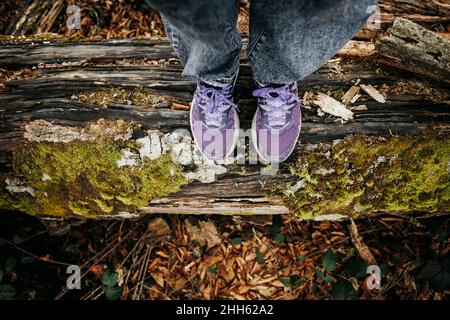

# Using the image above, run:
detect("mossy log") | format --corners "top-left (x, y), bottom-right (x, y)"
top-left (0, 39), bottom-right (449, 221)
top-left (376, 18), bottom-right (450, 84)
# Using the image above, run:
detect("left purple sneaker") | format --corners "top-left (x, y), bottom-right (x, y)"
top-left (190, 81), bottom-right (240, 160)
top-left (251, 82), bottom-right (301, 164)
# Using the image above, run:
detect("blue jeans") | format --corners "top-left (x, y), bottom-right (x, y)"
top-left (145, 0), bottom-right (378, 86)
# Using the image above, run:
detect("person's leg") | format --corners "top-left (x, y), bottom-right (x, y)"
top-left (145, 0), bottom-right (241, 87)
top-left (248, 0), bottom-right (378, 84)
top-left (249, 0), bottom-right (378, 164)
top-left (145, 0), bottom-right (241, 160)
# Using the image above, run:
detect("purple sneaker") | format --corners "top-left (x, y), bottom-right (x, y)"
top-left (190, 81), bottom-right (239, 160)
top-left (251, 82), bottom-right (301, 164)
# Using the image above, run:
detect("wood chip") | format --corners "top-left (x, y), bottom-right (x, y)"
top-left (349, 104), bottom-right (368, 111)
top-left (170, 102), bottom-right (190, 110)
top-left (351, 93), bottom-right (362, 104)
top-left (342, 86), bottom-right (361, 105)
top-left (313, 93), bottom-right (354, 121)
top-left (360, 84), bottom-right (386, 103)
top-left (348, 219), bottom-right (377, 265)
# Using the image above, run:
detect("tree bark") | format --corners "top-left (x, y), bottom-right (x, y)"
top-left (0, 39), bottom-right (449, 221)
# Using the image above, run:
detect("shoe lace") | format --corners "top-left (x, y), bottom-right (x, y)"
top-left (252, 83), bottom-right (299, 127)
top-left (195, 84), bottom-right (239, 128)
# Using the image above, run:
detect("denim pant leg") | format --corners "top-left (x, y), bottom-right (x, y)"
top-left (144, 0), bottom-right (241, 87)
top-left (248, 0), bottom-right (379, 84)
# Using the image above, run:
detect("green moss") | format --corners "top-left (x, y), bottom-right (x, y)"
top-left (331, 88), bottom-right (346, 101)
top-left (283, 132), bottom-right (450, 219)
top-left (0, 140), bottom-right (187, 218)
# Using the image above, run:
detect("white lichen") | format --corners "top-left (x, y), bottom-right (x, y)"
top-left (184, 147), bottom-right (227, 183)
top-left (136, 130), bottom-right (161, 161)
top-left (161, 129), bottom-right (192, 166)
top-left (285, 180), bottom-right (306, 196)
top-left (314, 214), bottom-right (347, 221)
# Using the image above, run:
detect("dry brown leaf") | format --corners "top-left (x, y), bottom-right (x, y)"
top-left (170, 102), bottom-right (190, 110)
top-left (151, 272), bottom-right (165, 288)
top-left (185, 220), bottom-right (206, 247)
top-left (254, 285), bottom-right (277, 297)
top-left (199, 220), bottom-right (222, 249)
top-left (342, 86), bottom-right (361, 105)
top-left (146, 217), bottom-right (171, 240)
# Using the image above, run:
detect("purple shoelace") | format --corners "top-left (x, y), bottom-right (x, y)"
top-left (194, 84), bottom-right (239, 128)
top-left (253, 84), bottom-right (299, 127)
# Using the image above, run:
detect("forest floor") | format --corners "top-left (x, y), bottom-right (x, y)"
top-left (0, 211), bottom-right (449, 300)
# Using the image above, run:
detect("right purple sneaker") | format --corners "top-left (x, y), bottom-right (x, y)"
top-left (190, 81), bottom-right (239, 160)
top-left (251, 82), bottom-right (301, 164)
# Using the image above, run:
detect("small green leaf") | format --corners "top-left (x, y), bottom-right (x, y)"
top-left (229, 237), bottom-right (242, 245)
top-left (103, 286), bottom-right (122, 300)
top-left (4, 257), bottom-right (16, 274)
top-left (380, 263), bottom-right (389, 277)
top-left (278, 276), bottom-right (292, 287)
top-left (0, 284), bottom-right (17, 300)
top-left (269, 216), bottom-right (283, 236)
top-left (345, 257), bottom-right (368, 279)
top-left (289, 275), bottom-right (305, 287)
top-left (101, 269), bottom-right (118, 287)
top-left (332, 280), bottom-right (357, 300)
top-left (322, 249), bottom-right (336, 273)
top-left (255, 248), bottom-right (265, 265)
top-left (274, 234), bottom-right (284, 246)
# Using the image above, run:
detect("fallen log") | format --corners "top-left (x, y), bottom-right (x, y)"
top-left (0, 40), bottom-right (449, 221)
top-left (376, 18), bottom-right (450, 84)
